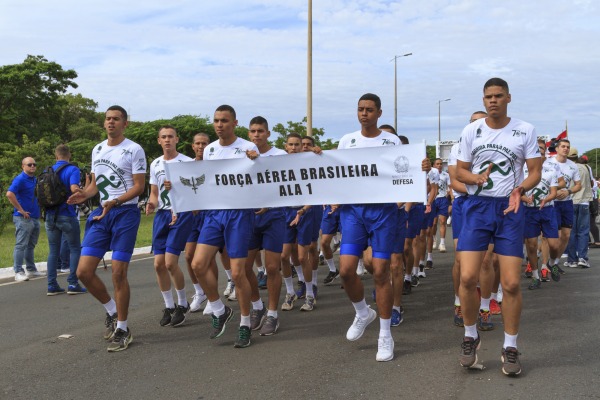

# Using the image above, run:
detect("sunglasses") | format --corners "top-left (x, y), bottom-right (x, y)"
top-left (25, 163), bottom-right (37, 167)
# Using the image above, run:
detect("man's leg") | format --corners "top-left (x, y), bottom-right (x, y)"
top-left (478, 246), bottom-right (495, 330)
top-left (25, 218), bottom-right (40, 273)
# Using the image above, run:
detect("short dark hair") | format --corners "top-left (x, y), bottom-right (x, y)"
top-left (55, 144), bottom-right (71, 159)
top-left (286, 133), bottom-right (302, 142)
top-left (435, 158), bottom-right (443, 163)
top-left (106, 105), bottom-right (128, 120)
top-left (358, 93), bottom-right (381, 110)
top-left (193, 132), bottom-right (210, 141)
top-left (378, 124), bottom-right (396, 134)
top-left (483, 78), bottom-right (509, 93)
top-left (557, 138), bottom-right (571, 145)
top-left (398, 135), bottom-right (409, 144)
top-left (249, 116), bottom-right (269, 130)
top-left (302, 136), bottom-right (315, 146)
top-left (158, 125), bottom-right (177, 136)
top-left (215, 104), bottom-right (236, 119)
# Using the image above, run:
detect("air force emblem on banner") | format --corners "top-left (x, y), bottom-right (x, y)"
top-left (394, 156), bottom-right (409, 173)
top-left (180, 174), bottom-right (205, 193)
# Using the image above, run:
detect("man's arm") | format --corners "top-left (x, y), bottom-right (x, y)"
top-left (504, 157), bottom-right (542, 214)
top-left (68, 173), bottom-right (99, 204)
top-left (145, 184), bottom-right (159, 215)
top-left (447, 165), bottom-right (467, 195)
top-left (6, 191), bottom-right (30, 219)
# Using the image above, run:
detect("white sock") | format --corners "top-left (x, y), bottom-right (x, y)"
top-left (412, 267), bottom-right (419, 275)
top-left (306, 283), bottom-right (314, 298)
top-left (252, 299), bottom-right (264, 310)
top-left (503, 332), bottom-right (518, 349)
top-left (312, 270), bottom-right (318, 286)
top-left (193, 283), bottom-right (204, 296)
top-left (404, 274), bottom-right (411, 281)
top-left (295, 266), bottom-right (305, 282)
top-left (116, 319), bottom-right (128, 331)
top-left (532, 269), bottom-right (540, 279)
top-left (465, 324), bottom-right (478, 339)
top-left (225, 269), bottom-right (233, 280)
top-left (240, 315), bottom-right (251, 327)
top-left (480, 297), bottom-right (491, 311)
top-left (427, 253), bottom-right (433, 261)
top-left (103, 299), bottom-right (117, 315)
top-left (257, 266), bottom-right (265, 273)
top-left (419, 259), bottom-right (425, 266)
top-left (352, 299), bottom-right (369, 320)
top-left (440, 238), bottom-right (445, 245)
top-left (454, 295), bottom-right (460, 306)
top-left (284, 276), bottom-right (294, 295)
top-left (209, 299), bottom-right (225, 317)
top-left (162, 290), bottom-right (175, 309)
top-left (326, 258), bottom-right (336, 272)
top-left (176, 289), bottom-right (188, 307)
top-left (267, 309), bottom-right (278, 318)
top-left (379, 318), bottom-right (391, 337)
top-left (392, 306), bottom-right (401, 313)
top-left (490, 292), bottom-right (497, 301)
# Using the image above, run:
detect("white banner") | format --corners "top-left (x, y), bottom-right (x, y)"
top-left (164, 143), bottom-right (427, 212)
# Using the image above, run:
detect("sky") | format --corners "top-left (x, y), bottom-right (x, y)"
top-left (2, 0), bottom-right (599, 153)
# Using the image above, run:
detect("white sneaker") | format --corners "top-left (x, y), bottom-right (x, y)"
top-left (447, 216), bottom-right (452, 225)
top-left (417, 270), bottom-right (426, 278)
top-left (432, 240), bottom-right (438, 250)
top-left (223, 280), bottom-right (234, 297)
top-left (346, 307), bottom-right (376, 341)
top-left (569, 262), bottom-right (579, 268)
top-left (15, 272), bottom-right (29, 282)
top-left (59, 268), bottom-right (70, 273)
top-left (376, 336), bottom-right (395, 362)
top-left (438, 243), bottom-right (446, 253)
top-left (357, 260), bottom-right (366, 276)
top-left (26, 270), bottom-right (46, 278)
top-left (578, 258), bottom-right (591, 268)
top-left (190, 293), bottom-right (207, 312)
top-left (228, 288), bottom-right (237, 301)
top-left (202, 302), bottom-right (213, 316)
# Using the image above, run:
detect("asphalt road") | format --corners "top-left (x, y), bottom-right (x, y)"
top-left (2, 239), bottom-right (600, 400)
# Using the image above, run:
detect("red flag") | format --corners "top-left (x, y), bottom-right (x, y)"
top-left (556, 130), bottom-right (567, 140)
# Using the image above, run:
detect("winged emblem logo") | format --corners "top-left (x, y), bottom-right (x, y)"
top-left (180, 174), bottom-right (205, 194)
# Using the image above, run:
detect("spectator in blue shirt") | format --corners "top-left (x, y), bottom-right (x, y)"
top-left (6, 157), bottom-right (44, 282)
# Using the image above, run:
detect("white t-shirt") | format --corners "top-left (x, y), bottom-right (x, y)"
top-left (428, 168), bottom-right (440, 198)
top-left (203, 137), bottom-right (259, 160)
top-left (262, 146), bottom-right (287, 157)
top-left (448, 142), bottom-right (466, 198)
top-left (458, 118), bottom-right (540, 197)
top-left (437, 170), bottom-right (450, 198)
top-left (524, 159), bottom-right (559, 208)
top-left (150, 153), bottom-right (193, 210)
top-left (91, 138), bottom-right (147, 206)
top-left (337, 130), bottom-right (400, 149)
top-left (546, 157), bottom-right (581, 202)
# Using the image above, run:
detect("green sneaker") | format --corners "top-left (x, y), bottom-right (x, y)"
top-left (107, 328), bottom-right (132, 352)
top-left (234, 325), bottom-right (252, 348)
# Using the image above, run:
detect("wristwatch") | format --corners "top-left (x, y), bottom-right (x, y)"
top-left (113, 198), bottom-right (122, 207)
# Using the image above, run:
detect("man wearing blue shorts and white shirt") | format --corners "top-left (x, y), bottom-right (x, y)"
top-left (190, 104), bottom-right (260, 348)
top-left (69, 105), bottom-right (146, 352)
top-left (456, 78), bottom-right (541, 375)
top-left (336, 93), bottom-right (401, 362)
top-left (431, 158), bottom-right (451, 253)
top-left (147, 125), bottom-right (194, 327)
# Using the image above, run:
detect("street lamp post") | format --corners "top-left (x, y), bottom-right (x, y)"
top-left (391, 53), bottom-right (412, 133)
top-left (437, 98), bottom-right (451, 142)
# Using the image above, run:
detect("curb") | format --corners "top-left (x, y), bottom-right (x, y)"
top-left (0, 246), bottom-right (153, 281)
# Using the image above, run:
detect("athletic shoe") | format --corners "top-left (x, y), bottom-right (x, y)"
top-left (260, 316), bottom-right (279, 336)
top-left (227, 288), bottom-right (237, 301)
top-left (417, 270), bottom-right (426, 278)
top-left (300, 295), bottom-right (315, 311)
top-left (489, 299), bottom-right (502, 315)
top-left (210, 306), bottom-right (234, 339)
top-left (447, 216), bottom-right (452, 225)
top-left (524, 263), bottom-right (533, 278)
top-left (170, 304), bottom-right (189, 327)
top-left (324, 270), bottom-right (339, 285)
top-left (257, 271), bottom-right (267, 289)
top-left (578, 258), bottom-right (591, 268)
top-left (346, 307), bottom-right (377, 341)
top-left (402, 280), bottom-right (412, 295)
top-left (234, 326), bottom-right (252, 348)
top-left (190, 293), bottom-right (207, 312)
top-left (281, 293), bottom-right (297, 311)
top-left (357, 261), bottom-right (366, 275)
top-left (223, 279), bottom-right (235, 297)
top-left (376, 336), bottom-right (394, 362)
top-left (557, 264), bottom-right (566, 274)
top-left (501, 347), bottom-right (522, 376)
top-left (391, 309), bottom-right (403, 326)
top-left (411, 275), bottom-right (419, 287)
top-left (439, 243), bottom-right (447, 253)
top-left (425, 260), bottom-right (434, 270)
top-left (477, 309), bottom-right (494, 331)
top-left (59, 268), bottom-right (70, 273)
top-left (250, 304), bottom-right (267, 331)
top-left (103, 313), bottom-right (117, 340)
top-left (67, 284), bottom-right (87, 295)
top-left (568, 262), bottom-right (578, 268)
top-left (528, 278), bottom-right (541, 290)
top-left (550, 264), bottom-right (561, 282)
top-left (459, 335), bottom-right (481, 367)
top-left (47, 285), bottom-right (66, 296)
top-left (432, 240), bottom-right (438, 250)
top-left (540, 268), bottom-right (550, 282)
top-left (454, 305), bottom-right (464, 327)
top-left (26, 270), bottom-right (46, 278)
top-left (319, 254), bottom-right (325, 265)
top-left (295, 281), bottom-right (306, 299)
top-left (14, 272), bottom-right (29, 282)
top-left (107, 328), bottom-right (132, 352)
top-left (160, 308), bottom-right (174, 326)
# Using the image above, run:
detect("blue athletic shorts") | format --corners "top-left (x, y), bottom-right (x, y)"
top-left (284, 207), bottom-right (314, 246)
top-left (81, 205), bottom-right (141, 263)
top-left (199, 209), bottom-right (254, 259)
top-left (249, 208), bottom-right (286, 253)
top-left (407, 204), bottom-right (426, 239)
top-left (554, 200), bottom-right (574, 229)
top-left (339, 203), bottom-right (397, 259)
top-left (434, 196), bottom-right (450, 218)
top-left (311, 205), bottom-right (322, 242)
top-left (152, 210), bottom-right (194, 255)
top-left (187, 211), bottom-right (206, 243)
top-left (456, 196), bottom-right (525, 258)
top-left (321, 205), bottom-right (341, 235)
top-left (523, 206), bottom-right (559, 239)
top-left (393, 208), bottom-right (408, 254)
top-left (451, 196), bottom-right (467, 240)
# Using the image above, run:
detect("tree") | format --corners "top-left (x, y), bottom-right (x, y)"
top-left (0, 55), bottom-right (78, 145)
top-left (272, 117), bottom-right (327, 150)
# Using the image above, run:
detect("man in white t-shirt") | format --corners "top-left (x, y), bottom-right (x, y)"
top-left (430, 158), bottom-right (451, 253)
top-left (456, 78), bottom-right (541, 376)
top-left (68, 105), bottom-right (147, 352)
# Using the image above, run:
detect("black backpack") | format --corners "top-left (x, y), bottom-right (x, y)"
top-left (35, 163), bottom-right (73, 209)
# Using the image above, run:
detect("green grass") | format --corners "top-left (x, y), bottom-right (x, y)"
top-left (0, 213), bottom-right (155, 269)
